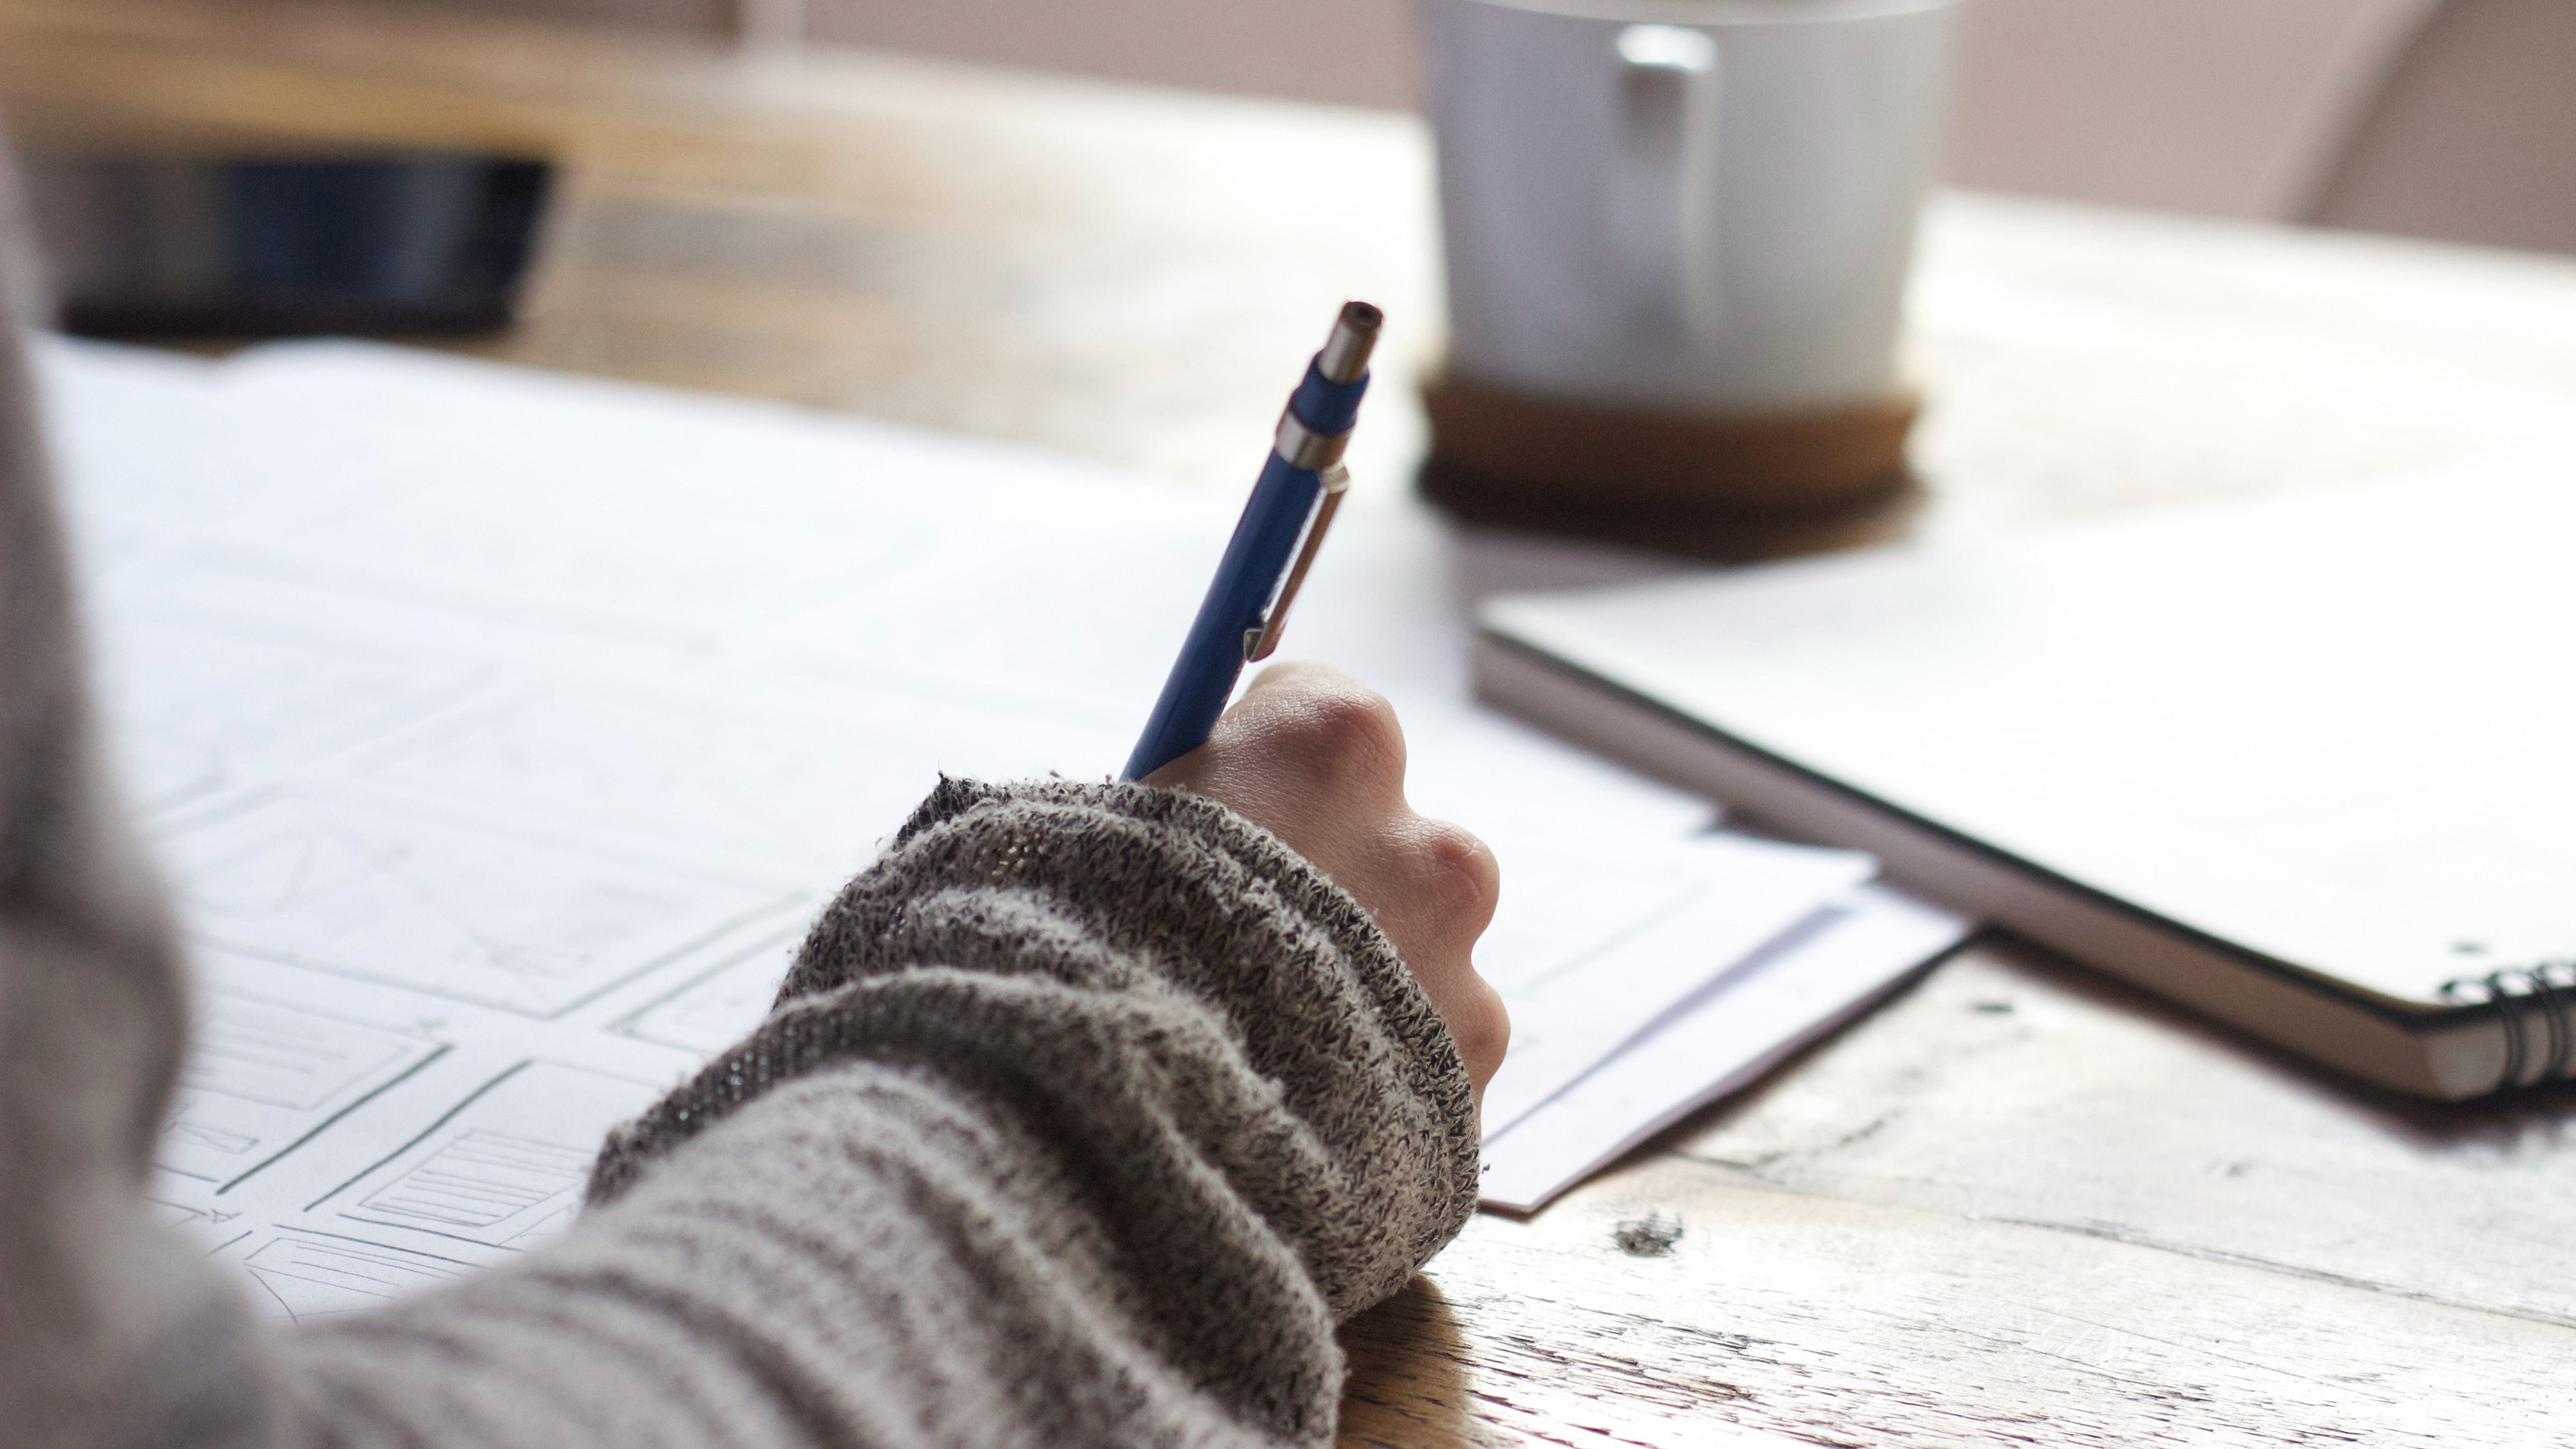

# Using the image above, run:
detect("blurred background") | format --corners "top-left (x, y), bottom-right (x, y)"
top-left (8, 0), bottom-right (2571, 547)
top-left (301, 0), bottom-right (2575, 253)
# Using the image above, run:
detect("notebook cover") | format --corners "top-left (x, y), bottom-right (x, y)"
top-left (1480, 453), bottom-right (2576, 1012)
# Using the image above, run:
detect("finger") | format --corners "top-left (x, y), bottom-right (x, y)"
top-left (1141, 662), bottom-right (1396, 795)
top-left (1372, 815), bottom-right (1502, 955)
top-left (1219, 664), bottom-right (1407, 799)
top-left (1449, 973), bottom-right (1511, 1098)
top-left (1388, 933), bottom-right (1511, 1098)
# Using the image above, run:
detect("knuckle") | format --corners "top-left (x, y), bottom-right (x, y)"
top-left (1443, 969), bottom-right (1515, 1072)
top-left (1407, 821), bottom-right (1502, 925)
top-left (1449, 984), bottom-right (1511, 1072)
top-left (1274, 686), bottom-right (1405, 782)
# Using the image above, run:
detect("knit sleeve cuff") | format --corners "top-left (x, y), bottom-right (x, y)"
top-left (587, 776), bottom-right (1480, 1319)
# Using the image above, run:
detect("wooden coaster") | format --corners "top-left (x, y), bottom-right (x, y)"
top-left (1419, 371), bottom-right (1922, 560)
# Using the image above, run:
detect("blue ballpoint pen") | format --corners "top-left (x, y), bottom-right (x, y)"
top-left (1120, 301), bottom-right (1382, 781)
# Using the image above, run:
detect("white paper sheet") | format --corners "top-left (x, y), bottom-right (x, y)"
top-left (1473, 832), bottom-right (1876, 1138)
top-left (1479, 884), bottom-right (1975, 1212)
top-left (37, 334), bottom-right (1968, 1316)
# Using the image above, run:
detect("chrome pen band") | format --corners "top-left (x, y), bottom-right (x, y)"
top-left (1273, 408), bottom-right (1353, 470)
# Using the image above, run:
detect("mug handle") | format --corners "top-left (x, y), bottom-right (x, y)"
top-left (1610, 23), bottom-right (1718, 342)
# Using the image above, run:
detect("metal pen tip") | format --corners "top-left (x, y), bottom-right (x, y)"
top-left (1318, 301), bottom-right (1383, 383)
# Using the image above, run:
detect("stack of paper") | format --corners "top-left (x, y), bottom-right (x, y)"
top-left (41, 336), bottom-right (1971, 1318)
top-left (1476, 882), bottom-right (1970, 1210)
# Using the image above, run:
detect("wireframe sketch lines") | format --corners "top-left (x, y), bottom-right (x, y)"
top-left (162, 791), bottom-right (798, 1016)
top-left (157, 991), bottom-right (444, 1186)
top-left (240, 1234), bottom-right (473, 1323)
top-left (340, 677), bottom-right (1121, 873)
top-left (90, 609), bottom-right (484, 813)
top-left (619, 931), bottom-right (800, 1056)
top-left (318, 1062), bottom-right (664, 1252)
top-left (359, 1132), bottom-right (594, 1233)
top-left (185, 994), bottom-right (432, 1109)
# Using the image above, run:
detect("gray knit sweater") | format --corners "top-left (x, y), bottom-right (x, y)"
top-left (0, 293), bottom-right (1480, 1441)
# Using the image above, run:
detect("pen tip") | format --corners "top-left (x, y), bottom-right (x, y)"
top-left (1320, 301), bottom-right (1383, 383)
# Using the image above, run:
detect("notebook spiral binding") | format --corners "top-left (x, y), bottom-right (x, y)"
top-left (2439, 961), bottom-right (2576, 1095)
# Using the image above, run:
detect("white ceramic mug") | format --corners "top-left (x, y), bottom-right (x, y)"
top-left (1419, 0), bottom-right (1955, 415)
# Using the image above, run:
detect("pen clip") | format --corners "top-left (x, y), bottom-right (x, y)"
top-left (1244, 464), bottom-right (1350, 663)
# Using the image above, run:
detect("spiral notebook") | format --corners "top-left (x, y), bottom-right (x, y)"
top-left (1477, 451), bottom-right (2576, 1101)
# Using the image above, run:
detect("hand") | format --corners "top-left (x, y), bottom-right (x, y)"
top-left (1144, 662), bottom-right (1510, 1104)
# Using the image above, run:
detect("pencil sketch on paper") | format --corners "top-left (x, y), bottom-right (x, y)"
top-left (156, 990), bottom-right (446, 1188)
top-left (88, 607), bottom-right (485, 814)
top-left (149, 1196), bottom-right (252, 1258)
top-left (160, 791), bottom-right (797, 1018)
top-left (358, 1132), bottom-right (598, 1244)
top-left (341, 684), bottom-right (941, 872)
top-left (237, 1233), bottom-right (475, 1323)
top-left (618, 931), bottom-right (802, 1057)
top-left (310, 1061), bottom-right (667, 1256)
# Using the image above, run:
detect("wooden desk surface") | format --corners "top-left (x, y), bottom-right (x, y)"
top-left (10, 4), bottom-right (2576, 1443)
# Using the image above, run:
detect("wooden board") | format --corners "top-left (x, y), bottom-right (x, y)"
top-left (1345, 944), bottom-right (2576, 1444)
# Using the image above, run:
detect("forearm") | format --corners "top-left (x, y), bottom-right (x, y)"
top-left (287, 779), bottom-right (1480, 1448)
top-left (296, 1057), bottom-right (1311, 1447)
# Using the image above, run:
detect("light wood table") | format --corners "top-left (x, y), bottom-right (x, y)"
top-left (10, 4), bottom-right (2576, 1443)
